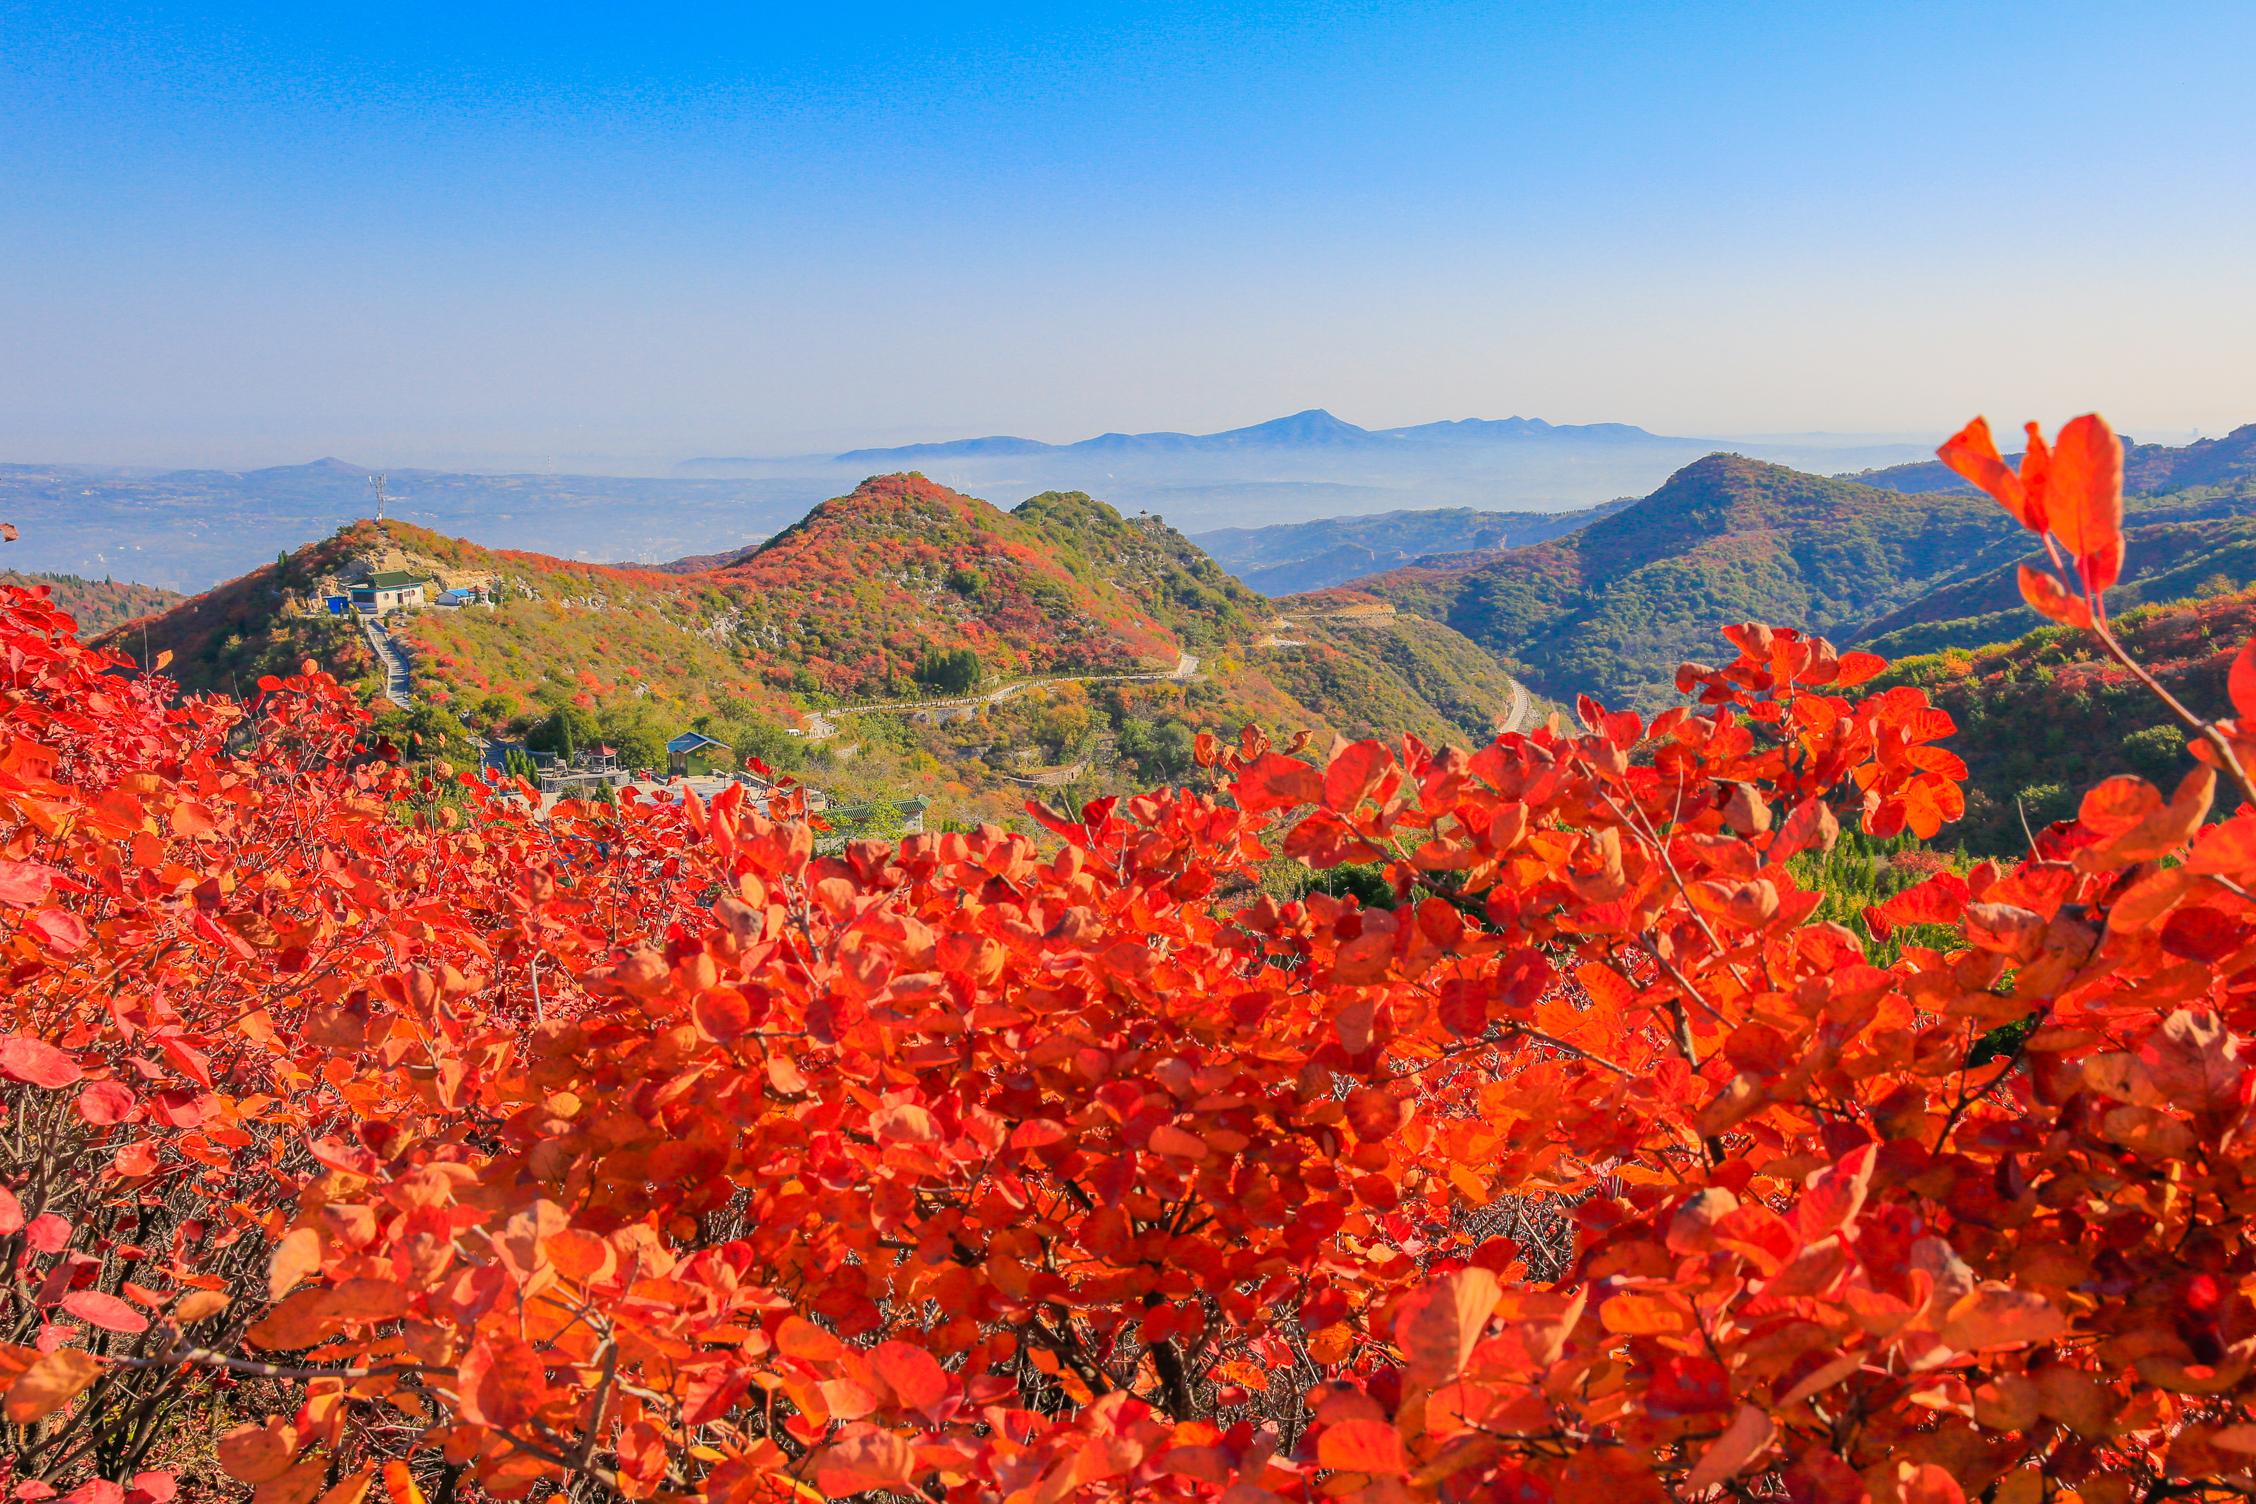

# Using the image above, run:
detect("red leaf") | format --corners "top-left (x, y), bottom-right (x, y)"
top-left (1863, 870), bottom-right (1971, 940)
top-left (1317, 1419), bottom-right (1407, 1475)
top-left (62, 1290), bottom-right (150, 1334)
top-left (0, 1184), bottom-right (21, 1235)
top-left (2047, 413), bottom-right (2125, 593)
top-left (2017, 565), bottom-right (2091, 627)
top-left (814, 1432), bottom-right (914, 1498)
top-left (0, 860), bottom-right (55, 908)
top-left (1393, 1267), bottom-right (1500, 1387)
top-left (1323, 740), bottom-right (1393, 815)
top-left (1233, 753), bottom-right (1323, 815)
top-left (74, 1081), bottom-right (136, 1126)
top-left (1646, 1354), bottom-right (1734, 1417)
top-left (455, 1336), bottom-right (547, 1430)
top-left (154, 1036), bottom-right (213, 1090)
top-left (2231, 638), bottom-right (2256, 722)
top-left (1938, 417), bottom-right (2041, 529)
top-left (869, 1340), bottom-right (947, 1412)
top-left (0, 1036), bottom-right (82, 1089)
top-left (1832, 651), bottom-right (1887, 688)
top-left (24, 907), bottom-right (87, 955)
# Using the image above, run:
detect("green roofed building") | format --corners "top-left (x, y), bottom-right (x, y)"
top-left (349, 570), bottom-right (430, 614)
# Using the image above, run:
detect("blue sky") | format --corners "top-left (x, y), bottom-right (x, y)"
top-left (4, 1), bottom-right (2253, 467)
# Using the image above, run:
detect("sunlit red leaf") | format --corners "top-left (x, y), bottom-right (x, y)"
top-left (0, 1035), bottom-right (81, 1088)
top-left (62, 1290), bottom-right (149, 1334)
top-left (1317, 1418), bottom-right (1407, 1475)
top-left (2047, 413), bottom-right (2125, 593)
top-left (1938, 417), bottom-right (2040, 529)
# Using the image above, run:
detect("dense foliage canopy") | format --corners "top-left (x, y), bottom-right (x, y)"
top-left (9, 414), bottom-right (2256, 1504)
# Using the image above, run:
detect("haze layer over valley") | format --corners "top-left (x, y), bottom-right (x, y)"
top-left (3, 410), bottom-right (1932, 591)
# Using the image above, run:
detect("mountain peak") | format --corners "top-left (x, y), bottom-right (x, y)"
top-left (1217, 409), bottom-right (1368, 444)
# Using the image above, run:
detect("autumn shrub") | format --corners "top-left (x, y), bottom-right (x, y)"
top-left (8, 414), bottom-right (2256, 1504)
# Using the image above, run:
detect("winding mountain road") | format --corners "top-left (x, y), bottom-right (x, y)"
top-left (1502, 675), bottom-right (1530, 735)
top-left (802, 650), bottom-right (1200, 741)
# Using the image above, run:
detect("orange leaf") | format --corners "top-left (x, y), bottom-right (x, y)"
top-left (1323, 740), bottom-right (1395, 815)
top-left (380, 1461), bottom-right (425, 1504)
top-left (778, 1315), bottom-right (844, 1363)
top-left (2016, 565), bottom-right (2091, 627)
top-left (869, 1340), bottom-right (947, 1411)
top-left (255, 1458), bottom-right (329, 1504)
top-left (269, 1226), bottom-right (322, 1302)
top-left (1394, 1267), bottom-right (1500, 1387)
top-left (218, 1419), bottom-right (302, 1483)
top-left (1898, 1463), bottom-right (1967, 1504)
top-left (1316, 1418), bottom-right (1407, 1475)
top-left (1599, 1290), bottom-right (1693, 1336)
top-left (1148, 1124), bottom-right (1209, 1160)
top-left (175, 1289), bottom-right (230, 1323)
top-left (1940, 1284), bottom-right (2067, 1352)
top-left (317, 1471), bottom-right (374, 1504)
top-left (2046, 413), bottom-right (2125, 593)
top-left (3, 1346), bottom-right (97, 1422)
top-left (456, 1335), bottom-right (548, 1430)
top-left (814, 1430), bottom-right (915, 1497)
top-left (1938, 417), bottom-right (2039, 529)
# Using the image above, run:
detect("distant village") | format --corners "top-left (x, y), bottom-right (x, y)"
top-left (299, 549), bottom-right (927, 843)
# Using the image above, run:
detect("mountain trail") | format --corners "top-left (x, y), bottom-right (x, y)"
top-left (803, 648), bottom-right (1201, 741)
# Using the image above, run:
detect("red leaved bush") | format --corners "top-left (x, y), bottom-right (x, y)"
top-left (3, 416), bottom-right (2255, 1504)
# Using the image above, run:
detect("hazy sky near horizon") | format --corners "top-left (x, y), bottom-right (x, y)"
top-left (5, 1), bottom-right (2254, 470)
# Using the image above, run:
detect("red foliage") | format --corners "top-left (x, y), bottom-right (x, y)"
top-left (7, 420), bottom-right (2256, 1502)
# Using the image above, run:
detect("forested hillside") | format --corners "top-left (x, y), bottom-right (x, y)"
top-left (110, 476), bottom-right (1522, 828)
top-left (1356, 455), bottom-right (2022, 704)
top-left (1354, 429), bottom-right (2256, 707)
top-left (1192, 497), bottom-right (1633, 594)
top-left (0, 570), bottom-right (179, 633)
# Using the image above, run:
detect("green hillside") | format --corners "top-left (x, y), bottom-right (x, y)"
top-left (1358, 455), bottom-right (2027, 705)
top-left (1862, 512), bottom-right (2256, 658)
top-left (1192, 499), bottom-right (1634, 595)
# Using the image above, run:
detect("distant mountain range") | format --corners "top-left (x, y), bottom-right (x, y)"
top-left (53, 417), bottom-right (2256, 848)
top-left (10, 415), bottom-right (2240, 606)
top-left (821, 409), bottom-right (1673, 463)
top-left (2, 409), bottom-right (1944, 591)
top-left (679, 408), bottom-right (1935, 532)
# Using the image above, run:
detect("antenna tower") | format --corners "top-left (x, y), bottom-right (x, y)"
top-left (368, 473), bottom-right (388, 522)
